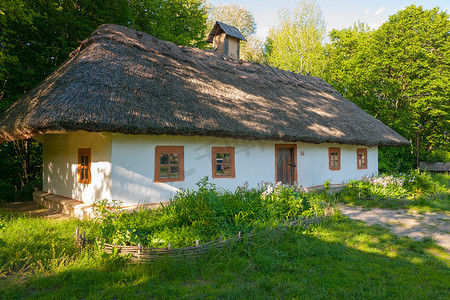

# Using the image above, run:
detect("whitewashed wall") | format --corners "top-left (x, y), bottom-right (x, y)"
top-left (110, 134), bottom-right (378, 205)
top-left (297, 143), bottom-right (378, 187)
top-left (110, 135), bottom-right (275, 206)
top-left (42, 131), bottom-right (112, 204)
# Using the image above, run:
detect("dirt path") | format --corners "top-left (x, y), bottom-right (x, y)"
top-left (339, 205), bottom-right (450, 252)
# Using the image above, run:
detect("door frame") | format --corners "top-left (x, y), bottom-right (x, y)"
top-left (274, 144), bottom-right (297, 184)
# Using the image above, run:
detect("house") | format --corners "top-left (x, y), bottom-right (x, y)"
top-left (0, 24), bottom-right (409, 210)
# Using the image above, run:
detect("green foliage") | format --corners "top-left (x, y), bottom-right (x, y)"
top-left (323, 6), bottom-right (450, 168)
top-left (266, 0), bottom-right (326, 75)
top-left (0, 140), bottom-right (42, 201)
top-left (343, 170), bottom-right (449, 211)
top-left (0, 1), bottom-right (209, 197)
top-left (131, 0), bottom-right (207, 47)
top-left (92, 178), bottom-right (333, 248)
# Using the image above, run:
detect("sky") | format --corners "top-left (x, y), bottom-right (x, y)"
top-left (207, 0), bottom-right (449, 39)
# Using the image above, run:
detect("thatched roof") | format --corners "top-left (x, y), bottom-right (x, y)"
top-left (0, 24), bottom-right (408, 146)
top-left (206, 21), bottom-right (247, 42)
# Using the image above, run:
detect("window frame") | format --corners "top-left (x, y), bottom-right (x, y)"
top-left (328, 147), bottom-right (341, 171)
top-left (211, 147), bottom-right (236, 178)
top-left (357, 148), bottom-right (368, 170)
top-left (154, 146), bottom-right (185, 183)
top-left (78, 148), bottom-right (91, 184)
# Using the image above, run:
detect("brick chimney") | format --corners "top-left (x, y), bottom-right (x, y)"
top-left (207, 21), bottom-right (246, 61)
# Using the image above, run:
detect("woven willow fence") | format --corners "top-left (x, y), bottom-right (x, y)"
top-left (75, 207), bottom-right (336, 263)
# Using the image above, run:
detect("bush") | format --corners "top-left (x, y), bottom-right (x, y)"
top-left (93, 177), bottom-right (334, 248)
top-left (0, 181), bottom-right (16, 203)
top-left (346, 170), bottom-right (448, 199)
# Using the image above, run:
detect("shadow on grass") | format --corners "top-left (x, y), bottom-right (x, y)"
top-left (1, 219), bottom-right (449, 299)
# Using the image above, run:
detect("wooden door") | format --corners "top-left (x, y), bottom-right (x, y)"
top-left (275, 144), bottom-right (297, 185)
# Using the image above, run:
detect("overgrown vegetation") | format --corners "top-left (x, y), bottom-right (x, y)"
top-left (93, 178), bottom-right (334, 248)
top-left (1, 208), bottom-right (448, 299)
top-left (342, 170), bottom-right (450, 211)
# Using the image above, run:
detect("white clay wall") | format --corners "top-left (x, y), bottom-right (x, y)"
top-left (110, 134), bottom-right (378, 205)
top-left (297, 143), bottom-right (378, 187)
top-left (42, 131), bottom-right (112, 204)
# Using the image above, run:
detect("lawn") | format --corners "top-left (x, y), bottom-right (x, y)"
top-left (1, 210), bottom-right (449, 299)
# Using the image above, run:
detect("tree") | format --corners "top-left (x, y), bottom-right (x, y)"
top-left (266, 0), bottom-right (326, 75)
top-left (131, 0), bottom-right (208, 47)
top-left (324, 6), bottom-right (450, 171)
top-left (207, 3), bottom-right (256, 38)
top-left (0, 0), bottom-right (209, 200)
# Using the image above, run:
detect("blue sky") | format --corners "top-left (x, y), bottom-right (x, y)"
top-left (207, 0), bottom-right (449, 38)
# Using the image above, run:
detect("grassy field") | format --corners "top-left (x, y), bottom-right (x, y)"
top-left (1, 210), bottom-right (449, 299)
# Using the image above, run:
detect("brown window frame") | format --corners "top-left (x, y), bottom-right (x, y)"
top-left (357, 148), bottom-right (368, 169)
top-left (78, 148), bottom-right (91, 184)
top-left (154, 146), bottom-right (185, 183)
top-left (211, 147), bottom-right (236, 178)
top-left (328, 147), bottom-right (341, 171)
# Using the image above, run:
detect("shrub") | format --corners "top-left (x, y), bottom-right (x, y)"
top-left (0, 181), bottom-right (16, 203)
top-left (93, 177), bottom-right (334, 248)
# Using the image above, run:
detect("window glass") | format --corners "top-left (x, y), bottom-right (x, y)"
top-left (212, 147), bottom-right (235, 178)
top-left (155, 146), bottom-right (184, 182)
top-left (357, 148), bottom-right (368, 169)
top-left (329, 148), bottom-right (340, 171)
top-left (78, 149), bottom-right (91, 184)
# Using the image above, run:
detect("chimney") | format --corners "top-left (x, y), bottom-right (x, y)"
top-left (206, 21), bottom-right (246, 61)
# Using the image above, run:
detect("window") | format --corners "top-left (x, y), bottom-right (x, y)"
top-left (78, 148), bottom-right (91, 184)
top-left (212, 147), bottom-right (235, 178)
top-left (155, 146), bottom-right (184, 182)
top-left (357, 148), bottom-right (368, 169)
top-left (328, 147), bottom-right (341, 171)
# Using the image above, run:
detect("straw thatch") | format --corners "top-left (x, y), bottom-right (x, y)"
top-left (0, 24), bottom-right (408, 146)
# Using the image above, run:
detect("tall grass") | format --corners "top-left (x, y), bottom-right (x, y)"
top-left (342, 170), bottom-right (450, 211)
top-left (94, 178), bottom-right (336, 248)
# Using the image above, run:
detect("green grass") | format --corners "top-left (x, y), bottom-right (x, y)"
top-left (1, 210), bottom-right (449, 299)
top-left (339, 192), bottom-right (450, 213)
top-left (341, 171), bottom-right (450, 213)
top-left (432, 173), bottom-right (450, 188)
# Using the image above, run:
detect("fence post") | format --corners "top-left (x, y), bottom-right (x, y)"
top-left (137, 243), bottom-right (141, 262)
top-left (219, 235), bottom-right (222, 242)
top-left (358, 191), bottom-right (361, 199)
top-left (168, 243), bottom-right (171, 250)
top-left (238, 231), bottom-right (241, 239)
top-left (81, 231), bottom-right (86, 248)
top-left (195, 239), bottom-right (199, 247)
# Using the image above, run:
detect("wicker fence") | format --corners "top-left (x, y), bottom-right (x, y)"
top-left (75, 207), bottom-right (336, 262)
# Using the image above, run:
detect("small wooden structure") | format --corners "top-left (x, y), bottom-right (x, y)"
top-left (207, 21), bottom-right (246, 61)
top-left (419, 162), bottom-right (450, 173)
